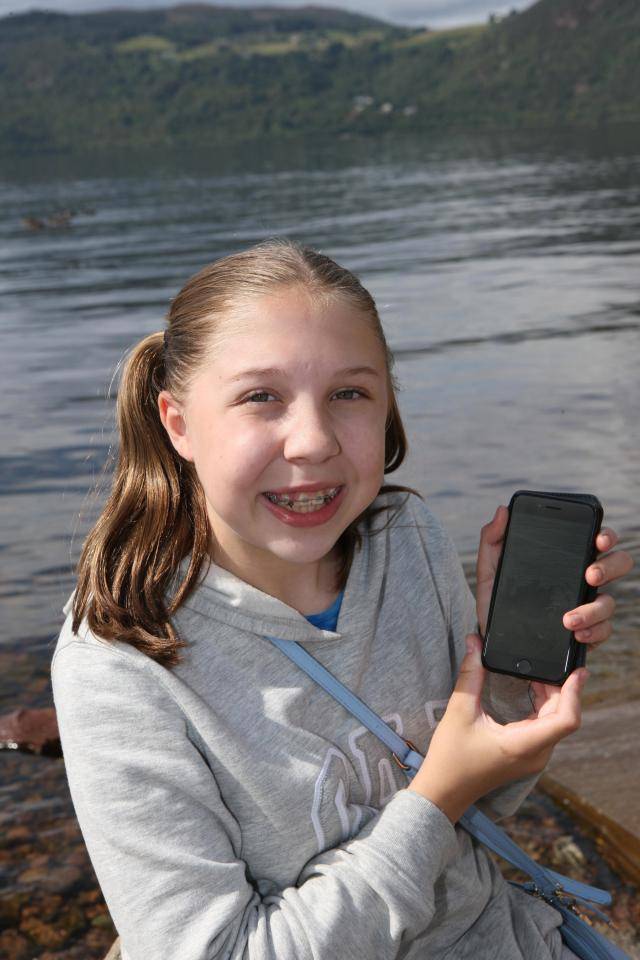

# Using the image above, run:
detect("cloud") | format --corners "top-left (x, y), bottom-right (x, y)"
top-left (0, 0), bottom-right (533, 28)
top-left (377, 0), bottom-right (531, 27)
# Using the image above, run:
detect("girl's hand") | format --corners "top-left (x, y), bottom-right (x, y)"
top-left (475, 505), bottom-right (635, 646)
top-left (407, 635), bottom-right (589, 824)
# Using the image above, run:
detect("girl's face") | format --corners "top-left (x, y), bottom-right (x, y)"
top-left (159, 285), bottom-right (390, 597)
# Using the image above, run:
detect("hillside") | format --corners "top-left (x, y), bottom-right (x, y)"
top-left (403, 0), bottom-right (640, 127)
top-left (0, 0), bottom-right (639, 154)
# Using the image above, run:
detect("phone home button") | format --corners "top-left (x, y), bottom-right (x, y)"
top-left (515, 659), bottom-right (532, 674)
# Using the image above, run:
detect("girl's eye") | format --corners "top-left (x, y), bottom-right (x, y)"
top-left (243, 389), bottom-right (365, 404)
top-left (334, 389), bottom-right (364, 400)
top-left (245, 391), bottom-right (275, 403)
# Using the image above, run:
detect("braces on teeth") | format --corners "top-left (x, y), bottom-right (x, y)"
top-left (265, 489), bottom-right (338, 507)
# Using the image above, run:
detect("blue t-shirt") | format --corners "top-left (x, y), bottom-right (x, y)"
top-left (303, 590), bottom-right (344, 632)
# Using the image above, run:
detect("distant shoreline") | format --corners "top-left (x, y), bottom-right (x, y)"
top-left (3, 2), bottom-right (639, 155)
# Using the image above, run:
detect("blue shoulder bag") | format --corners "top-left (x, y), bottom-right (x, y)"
top-left (266, 634), bottom-right (631, 960)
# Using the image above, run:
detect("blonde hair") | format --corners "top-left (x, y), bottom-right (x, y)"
top-left (71, 238), bottom-right (424, 667)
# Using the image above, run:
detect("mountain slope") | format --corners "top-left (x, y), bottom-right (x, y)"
top-left (0, 0), bottom-right (638, 153)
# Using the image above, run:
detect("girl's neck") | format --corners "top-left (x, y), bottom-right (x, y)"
top-left (210, 542), bottom-right (343, 616)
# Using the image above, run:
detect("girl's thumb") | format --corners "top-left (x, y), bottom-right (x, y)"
top-left (449, 634), bottom-right (486, 712)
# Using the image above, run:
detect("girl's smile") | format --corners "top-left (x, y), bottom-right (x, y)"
top-left (159, 285), bottom-right (390, 609)
top-left (260, 483), bottom-right (347, 526)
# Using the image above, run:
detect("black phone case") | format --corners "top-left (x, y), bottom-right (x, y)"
top-left (481, 489), bottom-right (603, 685)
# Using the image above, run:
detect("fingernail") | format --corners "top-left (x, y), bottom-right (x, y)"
top-left (466, 635), bottom-right (477, 655)
top-left (567, 615), bottom-right (582, 628)
top-left (591, 567), bottom-right (603, 583)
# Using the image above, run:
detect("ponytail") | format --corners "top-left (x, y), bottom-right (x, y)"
top-left (71, 332), bottom-right (212, 668)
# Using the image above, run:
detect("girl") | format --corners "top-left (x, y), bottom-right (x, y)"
top-left (52, 237), bottom-right (633, 960)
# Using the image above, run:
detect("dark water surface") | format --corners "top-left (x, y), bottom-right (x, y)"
top-left (0, 126), bottom-right (639, 951)
top-left (2, 126), bottom-right (638, 694)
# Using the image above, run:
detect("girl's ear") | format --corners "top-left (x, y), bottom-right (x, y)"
top-left (158, 390), bottom-right (194, 462)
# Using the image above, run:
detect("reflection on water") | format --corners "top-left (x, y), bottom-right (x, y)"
top-left (0, 126), bottom-right (638, 710)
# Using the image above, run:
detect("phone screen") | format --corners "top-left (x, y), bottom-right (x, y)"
top-left (486, 495), bottom-right (595, 672)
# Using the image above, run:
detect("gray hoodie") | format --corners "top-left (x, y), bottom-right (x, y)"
top-left (51, 491), bottom-right (576, 960)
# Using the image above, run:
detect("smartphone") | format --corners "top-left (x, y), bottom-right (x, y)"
top-left (481, 490), bottom-right (603, 686)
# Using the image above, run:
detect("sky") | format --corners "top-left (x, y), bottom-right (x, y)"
top-left (0, 0), bottom-right (534, 29)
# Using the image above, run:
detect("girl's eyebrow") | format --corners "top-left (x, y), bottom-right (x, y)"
top-left (226, 365), bottom-right (381, 383)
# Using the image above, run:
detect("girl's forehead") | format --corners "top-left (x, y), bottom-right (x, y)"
top-left (225, 289), bottom-right (371, 331)
top-left (209, 295), bottom-right (384, 364)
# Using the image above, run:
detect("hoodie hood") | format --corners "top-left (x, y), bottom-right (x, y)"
top-left (168, 499), bottom-right (390, 643)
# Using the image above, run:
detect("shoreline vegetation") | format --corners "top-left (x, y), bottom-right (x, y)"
top-left (1, 0), bottom-right (639, 156)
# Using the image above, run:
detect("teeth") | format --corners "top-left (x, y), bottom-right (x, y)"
top-left (265, 487), bottom-right (340, 513)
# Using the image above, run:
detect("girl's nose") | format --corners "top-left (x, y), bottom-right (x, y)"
top-left (282, 402), bottom-right (341, 461)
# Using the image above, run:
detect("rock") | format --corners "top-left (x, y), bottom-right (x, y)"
top-left (18, 915), bottom-right (67, 949)
top-left (17, 864), bottom-right (83, 894)
top-left (37, 894), bottom-right (63, 921)
top-left (17, 866), bottom-right (51, 886)
top-left (42, 866), bottom-right (84, 895)
top-left (552, 834), bottom-right (587, 870)
top-left (544, 700), bottom-right (640, 839)
top-left (0, 707), bottom-right (61, 756)
top-left (5, 825), bottom-right (31, 843)
top-left (90, 913), bottom-right (113, 928)
top-left (30, 853), bottom-right (50, 868)
top-left (0, 891), bottom-right (27, 929)
top-left (0, 929), bottom-right (31, 960)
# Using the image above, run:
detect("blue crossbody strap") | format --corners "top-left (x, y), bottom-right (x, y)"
top-left (265, 634), bottom-right (612, 916)
top-left (266, 634), bottom-right (424, 774)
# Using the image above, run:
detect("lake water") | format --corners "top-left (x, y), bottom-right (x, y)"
top-left (0, 125), bottom-right (639, 954)
top-left (1, 126), bottom-right (638, 706)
